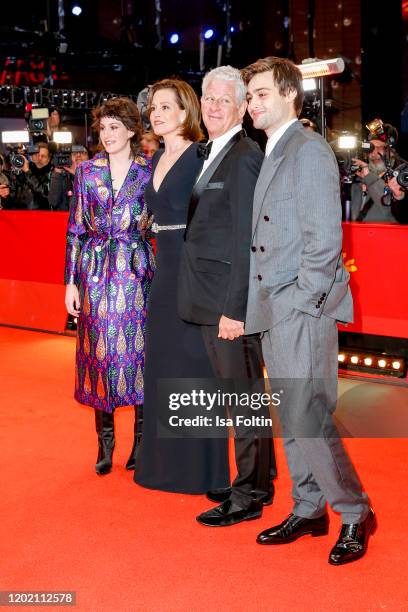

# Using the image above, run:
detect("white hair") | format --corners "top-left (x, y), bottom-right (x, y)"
top-left (202, 65), bottom-right (247, 105)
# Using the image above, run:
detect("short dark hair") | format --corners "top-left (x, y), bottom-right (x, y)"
top-left (241, 56), bottom-right (304, 116)
top-left (92, 97), bottom-right (142, 155)
top-left (147, 78), bottom-right (204, 142)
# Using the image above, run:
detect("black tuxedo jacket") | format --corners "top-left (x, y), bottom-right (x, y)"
top-left (177, 131), bottom-right (263, 325)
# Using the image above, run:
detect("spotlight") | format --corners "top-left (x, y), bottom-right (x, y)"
top-left (72, 5), bottom-right (82, 16)
top-left (378, 359), bottom-right (387, 368)
top-left (230, 26), bottom-right (235, 33)
top-left (392, 361), bottom-right (401, 370)
top-left (350, 356), bottom-right (359, 364)
top-left (338, 354), bottom-right (346, 362)
top-left (338, 135), bottom-right (357, 150)
top-left (169, 33), bottom-right (179, 44)
top-left (364, 357), bottom-right (373, 366)
top-left (204, 28), bottom-right (214, 40)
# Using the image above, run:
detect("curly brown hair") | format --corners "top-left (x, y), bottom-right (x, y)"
top-left (92, 97), bottom-right (142, 155)
top-left (241, 56), bottom-right (304, 116)
top-left (147, 79), bottom-right (204, 142)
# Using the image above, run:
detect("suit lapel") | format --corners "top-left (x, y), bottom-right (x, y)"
top-left (186, 130), bottom-right (245, 233)
top-left (252, 121), bottom-right (303, 238)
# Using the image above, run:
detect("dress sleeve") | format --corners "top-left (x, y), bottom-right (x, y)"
top-left (64, 163), bottom-right (87, 285)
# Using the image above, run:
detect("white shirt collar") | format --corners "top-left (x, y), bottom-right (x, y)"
top-left (265, 118), bottom-right (297, 157)
top-left (197, 124), bottom-right (243, 180)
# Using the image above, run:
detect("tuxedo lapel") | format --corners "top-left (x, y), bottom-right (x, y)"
top-left (185, 130), bottom-right (245, 233)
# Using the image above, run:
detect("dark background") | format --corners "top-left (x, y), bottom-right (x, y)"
top-left (1, 0), bottom-right (407, 152)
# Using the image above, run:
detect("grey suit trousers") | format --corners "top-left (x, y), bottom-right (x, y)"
top-left (261, 309), bottom-right (370, 524)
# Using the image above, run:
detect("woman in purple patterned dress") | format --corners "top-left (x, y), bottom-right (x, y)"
top-left (65, 97), bottom-right (154, 475)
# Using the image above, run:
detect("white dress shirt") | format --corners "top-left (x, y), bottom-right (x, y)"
top-left (265, 118), bottom-right (297, 157)
top-left (197, 123), bottom-right (243, 181)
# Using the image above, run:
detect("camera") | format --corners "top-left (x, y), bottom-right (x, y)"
top-left (50, 131), bottom-right (73, 168)
top-left (0, 130), bottom-right (40, 173)
top-left (28, 108), bottom-right (49, 133)
top-left (330, 134), bottom-right (373, 180)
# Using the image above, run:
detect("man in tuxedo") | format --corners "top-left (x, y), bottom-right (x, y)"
top-left (242, 56), bottom-right (375, 565)
top-left (178, 65), bottom-right (276, 527)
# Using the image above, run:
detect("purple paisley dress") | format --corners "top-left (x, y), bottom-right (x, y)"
top-left (65, 151), bottom-right (154, 412)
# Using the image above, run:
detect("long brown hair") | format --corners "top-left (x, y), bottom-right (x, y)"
top-left (92, 97), bottom-right (142, 155)
top-left (147, 78), bottom-right (204, 142)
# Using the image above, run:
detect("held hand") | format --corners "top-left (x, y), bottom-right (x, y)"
top-left (388, 177), bottom-right (405, 200)
top-left (218, 315), bottom-right (245, 341)
top-left (352, 158), bottom-right (369, 178)
top-left (65, 284), bottom-right (81, 316)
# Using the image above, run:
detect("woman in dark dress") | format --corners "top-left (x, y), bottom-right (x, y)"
top-left (134, 79), bottom-right (229, 493)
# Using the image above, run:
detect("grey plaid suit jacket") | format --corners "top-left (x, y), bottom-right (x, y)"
top-left (245, 120), bottom-right (353, 334)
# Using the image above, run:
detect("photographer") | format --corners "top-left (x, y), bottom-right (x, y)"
top-left (0, 153), bottom-right (10, 209)
top-left (7, 142), bottom-right (52, 210)
top-left (350, 122), bottom-right (408, 223)
top-left (48, 146), bottom-right (90, 211)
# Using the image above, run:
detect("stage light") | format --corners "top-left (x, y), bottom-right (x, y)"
top-left (230, 26), bottom-right (235, 33)
top-left (392, 361), bottom-right (401, 370)
top-left (338, 354), bottom-right (346, 362)
top-left (72, 5), bottom-right (82, 16)
top-left (303, 78), bottom-right (317, 92)
top-left (169, 33), bottom-right (179, 44)
top-left (204, 29), bottom-right (214, 40)
top-left (378, 359), bottom-right (387, 368)
top-left (364, 357), bottom-right (373, 366)
top-left (350, 356), bottom-right (359, 364)
top-left (338, 349), bottom-right (406, 378)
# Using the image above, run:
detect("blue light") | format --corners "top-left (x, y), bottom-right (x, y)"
top-left (72, 5), bottom-right (82, 16)
top-left (230, 26), bottom-right (235, 33)
top-left (169, 33), bottom-right (179, 44)
top-left (204, 29), bottom-right (214, 40)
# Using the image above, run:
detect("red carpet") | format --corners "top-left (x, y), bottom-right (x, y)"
top-left (1, 326), bottom-right (407, 611)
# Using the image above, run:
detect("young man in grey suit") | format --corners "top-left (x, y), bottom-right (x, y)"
top-left (241, 56), bottom-right (375, 565)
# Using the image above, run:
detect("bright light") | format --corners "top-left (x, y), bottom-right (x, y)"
top-left (392, 361), bottom-right (401, 370)
top-left (378, 359), bottom-right (387, 368)
top-left (53, 131), bottom-right (72, 144)
top-left (169, 33), bottom-right (179, 44)
top-left (303, 78), bottom-right (317, 92)
top-left (204, 29), bottom-right (214, 40)
top-left (364, 358), bottom-right (373, 366)
top-left (350, 356), bottom-right (359, 364)
top-left (338, 354), bottom-right (346, 362)
top-left (230, 26), bottom-right (235, 33)
top-left (338, 135), bottom-right (357, 149)
top-left (297, 57), bottom-right (345, 78)
top-left (1, 130), bottom-right (30, 144)
top-left (72, 5), bottom-right (82, 16)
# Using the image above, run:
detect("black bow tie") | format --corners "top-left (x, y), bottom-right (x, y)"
top-left (197, 141), bottom-right (213, 160)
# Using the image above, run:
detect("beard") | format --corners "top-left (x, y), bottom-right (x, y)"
top-left (368, 159), bottom-right (386, 175)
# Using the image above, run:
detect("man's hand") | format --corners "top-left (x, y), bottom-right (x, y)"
top-left (65, 284), bottom-right (81, 316)
top-left (218, 315), bottom-right (244, 340)
top-left (388, 177), bottom-right (406, 201)
top-left (352, 158), bottom-right (369, 178)
top-left (0, 185), bottom-right (9, 199)
top-left (21, 156), bottom-right (30, 173)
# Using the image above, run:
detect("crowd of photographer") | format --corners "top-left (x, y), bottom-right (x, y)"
top-left (331, 118), bottom-right (408, 224)
top-left (1, 103), bottom-right (407, 224)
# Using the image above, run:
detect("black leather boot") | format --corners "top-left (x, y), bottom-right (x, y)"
top-left (94, 409), bottom-right (115, 475)
top-left (125, 404), bottom-right (143, 470)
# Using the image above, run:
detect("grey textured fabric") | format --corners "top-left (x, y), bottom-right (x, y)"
top-left (246, 120), bottom-right (369, 523)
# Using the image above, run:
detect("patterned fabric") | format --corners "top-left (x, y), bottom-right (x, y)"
top-left (65, 150), bottom-right (154, 412)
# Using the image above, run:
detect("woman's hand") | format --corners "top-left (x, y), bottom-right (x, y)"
top-left (65, 284), bottom-right (81, 316)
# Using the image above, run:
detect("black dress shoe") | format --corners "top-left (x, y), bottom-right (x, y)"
top-left (328, 508), bottom-right (376, 566)
top-left (196, 499), bottom-right (263, 527)
top-left (257, 513), bottom-right (329, 544)
top-left (206, 484), bottom-right (274, 506)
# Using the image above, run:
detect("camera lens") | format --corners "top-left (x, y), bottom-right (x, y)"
top-left (11, 154), bottom-right (25, 169)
